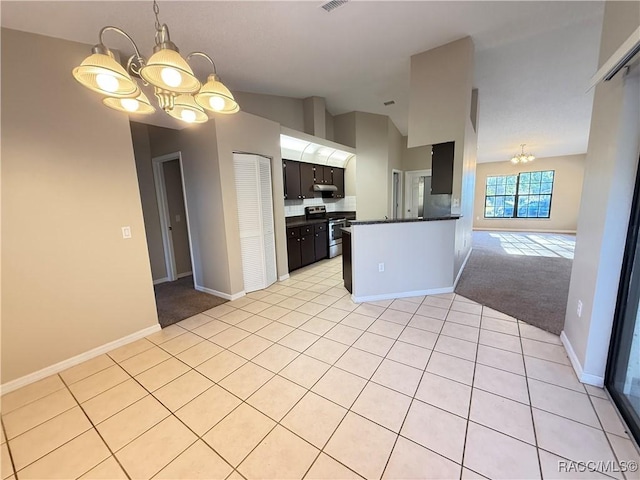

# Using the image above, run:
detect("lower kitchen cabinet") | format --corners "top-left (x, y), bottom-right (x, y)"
top-left (314, 223), bottom-right (328, 260)
top-left (287, 223), bottom-right (328, 272)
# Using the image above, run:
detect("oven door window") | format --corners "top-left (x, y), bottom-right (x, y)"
top-left (331, 222), bottom-right (345, 241)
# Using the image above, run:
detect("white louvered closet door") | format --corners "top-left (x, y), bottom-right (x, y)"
top-left (233, 154), bottom-right (277, 292)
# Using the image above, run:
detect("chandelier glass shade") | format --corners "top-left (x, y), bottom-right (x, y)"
top-left (103, 90), bottom-right (155, 114)
top-left (195, 73), bottom-right (240, 114)
top-left (511, 144), bottom-right (535, 164)
top-left (72, 1), bottom-right (239, 123)
top-left (167, 94), bottom-right (208, 124)
top-left (72, 49), bottom-right (139, 97)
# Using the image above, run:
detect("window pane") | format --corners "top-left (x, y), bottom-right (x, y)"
top-left (519, 183), bottom-right (530, 195)
top-left (530, 183), bottom-right (541, 194)
top-left (531, 171), bottom-right (542, 182)
top-left (541, 182), bottom-right (553, 194)
top-left (506, 184), bottom-right (516, 195)
top-left (506, 175), bottom-right (518, 185)
top-left (520, 172), bottom-right (531, 183)
top-left (487, 177), bottom-right (497, 186)
top-left (486, 185), bottom-right (496, 196)
top-left (496, 184), bottom-right (506, 195)
top-left (485, 206), bottom-right (494, 217)
top-left (542, 171), bottom-right (554, 182)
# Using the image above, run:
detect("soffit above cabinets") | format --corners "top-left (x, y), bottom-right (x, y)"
top-left (280, 127), bottom-right (355, 168)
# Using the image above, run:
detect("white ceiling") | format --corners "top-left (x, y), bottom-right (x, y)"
top-left (1, 1), bottom-right (604, 163)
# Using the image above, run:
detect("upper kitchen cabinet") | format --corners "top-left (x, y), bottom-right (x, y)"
top-left (332, 167), bottom-right (345, 198)
top-left (283, 159), bottom-right (301, 200)
top-left (283, 159), bottom-right (316, 199)
top-left (300, 162), bottom-right (315, 197)
top-left (431, 141), bottom-right (455, 195)
top-left (314, 165), bottom-right (333, 185)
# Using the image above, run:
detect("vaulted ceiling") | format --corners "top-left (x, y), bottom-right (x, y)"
top-left (1, 1), bottom-right (604, 162)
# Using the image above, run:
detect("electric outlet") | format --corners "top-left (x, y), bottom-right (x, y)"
top-left (121, 226), bottom-right (132, 239)
top-left (378, 263), bottom-right (385, 272)
top-left (577, 300), bottom-right (583, 317)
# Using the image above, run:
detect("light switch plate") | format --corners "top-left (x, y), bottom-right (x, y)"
top-left (121, 226), bottom-right (132, 239)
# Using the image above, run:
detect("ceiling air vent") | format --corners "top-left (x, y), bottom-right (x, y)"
top-left (383, 100), bottom-right (395, 106)
top-left (320, 0), bottom-right (349, 13)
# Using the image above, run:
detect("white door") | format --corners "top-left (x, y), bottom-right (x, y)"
top-left (404, 169), bottom-right (431, 218)
top-left (233, 153), bottom-right (277, 292)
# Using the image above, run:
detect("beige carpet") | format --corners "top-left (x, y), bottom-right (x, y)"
top-left (455, 231), bottom-right (574, 334)
top-left (154, 275), bottom-right (227, 328)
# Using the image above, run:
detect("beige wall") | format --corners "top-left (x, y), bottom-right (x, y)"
top-left (1, 29), bottom-right (158, 383)
top-left (563, 1), bottom-right (640, 383)
top-left (213, 112), bottom-right (287, 291)
top-left (233, 91), bottom-right (305, 132)
top-left (333, 112), bottom-right (357, 149)
top-left (402, 139), bottom-right (433, 172)
top-left (131, 122), bottom-right (167, 281)
top-left (354, 112), bottom-right (391, 220)
top-left (163, 160), bottom-right (192, 275)
top-left (473, 154), bottom-right (586, 233)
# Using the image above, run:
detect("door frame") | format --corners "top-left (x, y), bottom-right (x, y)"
top-left (390, 169), bottom-right (403, 220)
top-left (404, 169), bottom-right (432, 219)
top-left (152, 152), bottom-right (196, 283)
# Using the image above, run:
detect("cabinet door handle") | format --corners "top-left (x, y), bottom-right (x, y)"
top-left (297, 239), bottom-right (300, 242)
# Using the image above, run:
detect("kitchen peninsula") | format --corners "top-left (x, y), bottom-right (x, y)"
top-left (343, 216), bottom-right (462, 302)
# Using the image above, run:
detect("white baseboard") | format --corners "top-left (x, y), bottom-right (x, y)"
top-left (453, 247), bottom-right (473, 289)
top-left (177, 271), bottom-right (193, 279)
top-left (279, 274), bottom-right (290, 282)
top-left (353, 286), bottom-right (454, 304)
top-left (0, 324), bottom-right (161, 395)
top-left (153, 277), bottom-right (170, 285)
top-left (473, 227), bottom-right (577, 234)
top-left (194, 284), bottom-right (245, 301)
top-left (560, 331), bottom-right (604, 387)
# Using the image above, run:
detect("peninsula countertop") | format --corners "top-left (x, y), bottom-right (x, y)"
top-left (349, 215), bottom-right (460, 226)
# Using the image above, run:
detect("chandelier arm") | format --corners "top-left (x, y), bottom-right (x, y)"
top-left (186, 51), bottom-right (218, 74)
top-left (98, 26), bottom-right (145, 64)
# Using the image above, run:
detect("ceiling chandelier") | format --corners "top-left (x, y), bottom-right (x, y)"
top-left (510, 144), bottom-right (535, 164)
top-left (72, 0), bottom-right (239, 124)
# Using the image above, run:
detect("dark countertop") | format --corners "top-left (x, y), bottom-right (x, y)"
top-left (286, 211), bottom-right (356, 228)
top-left (350, 215), bottom-right (460, 225)
top-left (286, 218), bottom-right (328, 228)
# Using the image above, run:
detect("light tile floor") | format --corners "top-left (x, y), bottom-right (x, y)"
top-left (2, 258), bottom-right (639, 479)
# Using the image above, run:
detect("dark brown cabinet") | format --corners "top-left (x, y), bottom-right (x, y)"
top-left (332, 167), bottom-right (345, 198)
top-left (314, 165), bottom-right (333, 184)
top-left (314, 223), bottom-right (328, 260)
top-left (283, 159), bottom-right (315, 200)
top-left (283, 160), bottom-right (346, 200)
top-left (286, 228), bottom-right (302, 271)
top-left (299, 163), bottom-right (315, 198)
top-left (283, 159), bottom-right (301, 200)
top-left (342, 229), bottom-right (352, 293)
top-left (286, 222), bottom-right (328, 272)
top-left (431, 141), bottom-right (455, 195)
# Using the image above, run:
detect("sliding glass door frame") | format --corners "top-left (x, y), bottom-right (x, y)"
top-left (605, 154), bottom-right (640, 444)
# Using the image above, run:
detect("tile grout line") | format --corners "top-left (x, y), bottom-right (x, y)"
top-left (457, 301), bottom-right (484, 479)
top-left (57, 373), bottom-right (135, 480)
top-left (518, 312), bottom-right (545, 480)
top-left (378, 297), bottom-right (452, 480)
top-left (1, 417), bottom-right (18, 480)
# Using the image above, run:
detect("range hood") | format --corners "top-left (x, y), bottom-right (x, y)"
top-left (313, 184), bottom-right (338, 192)
top-left (280, 127), bottom-right (356, 168)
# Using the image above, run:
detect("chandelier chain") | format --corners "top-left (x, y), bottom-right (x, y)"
top-left (153, 0), bottom-right (161, 32)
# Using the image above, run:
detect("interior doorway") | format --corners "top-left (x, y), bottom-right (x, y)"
top-left (404, 169), bottom-right (430, 219)
top-left (152, 153), bottom-right (194, 282)
top-left (391, 169), bottom-right (403, 219)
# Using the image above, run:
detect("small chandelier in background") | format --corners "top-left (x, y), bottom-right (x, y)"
top-left (510, 144), bottom-right (535, 164)
top-left (72, 0), bottom-right (239, 124)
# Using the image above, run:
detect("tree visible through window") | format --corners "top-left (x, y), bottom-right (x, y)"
top-left (485, 170), bottom-right (554, 219)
